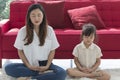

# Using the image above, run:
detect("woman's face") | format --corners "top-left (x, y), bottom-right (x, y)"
top-left (83, 33), bottom-right (95, 46)
top-left (30, 8), bottom-right (43, 27)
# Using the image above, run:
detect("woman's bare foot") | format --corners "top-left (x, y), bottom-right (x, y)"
top-left (17, 77), bottom-right (31, 80)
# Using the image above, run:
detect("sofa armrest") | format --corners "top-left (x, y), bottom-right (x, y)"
top-left (0, 19), bottom-right (10, 61)
top-left (0, 19), bottom-right (10, 34)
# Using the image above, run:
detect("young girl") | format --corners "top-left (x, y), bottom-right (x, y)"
top-left (5, 4), bottom-right (66, 80)
top-left (67, 23), bottom-right (110, 80)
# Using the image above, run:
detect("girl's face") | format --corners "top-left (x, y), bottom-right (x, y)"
top-left (83, 33), bottom-right (95, 46)
top-left (30, 8), bottom-right (43, 27)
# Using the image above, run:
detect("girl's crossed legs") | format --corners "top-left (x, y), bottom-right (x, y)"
top-left (67, 68), bottom-right (110, 80)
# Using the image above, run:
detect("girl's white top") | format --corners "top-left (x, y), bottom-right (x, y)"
top-left (14, 26), bottom-right (59, 66)
top-left (73, 41), bottom-right (102, 68)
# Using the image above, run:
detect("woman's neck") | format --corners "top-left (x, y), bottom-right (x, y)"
top-left (34, 26), bottom-right (39, 36)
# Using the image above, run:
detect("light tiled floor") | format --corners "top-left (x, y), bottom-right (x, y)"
top-left (2, 59), bottom-right (120, 69)
top-left (99, 59), bottom-right (120, 69)
top-left (1, 59), bottom-right (120, 80)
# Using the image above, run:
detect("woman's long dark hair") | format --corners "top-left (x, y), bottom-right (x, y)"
top-left (24, 3), bottom-right (48, 46)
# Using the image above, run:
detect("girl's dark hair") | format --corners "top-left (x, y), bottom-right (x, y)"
top-left (81, 23), bottom-right (96, 38)
top-left (24, 3), bottom-right (48, 46)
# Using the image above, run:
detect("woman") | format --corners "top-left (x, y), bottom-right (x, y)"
top-left (5, 3), bottom-right (66, 80)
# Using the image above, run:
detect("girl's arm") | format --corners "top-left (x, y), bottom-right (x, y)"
top-left (74, 57), bottom-right (83, 71)
top-left (90, 58), bottom-right (101, 72)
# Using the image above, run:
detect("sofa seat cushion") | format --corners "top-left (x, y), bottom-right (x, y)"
top-left (54, 28), bottom-right (120, 51)
top-left (55, 51), bottom-right (74, 59)
top-left (55, 29), bottom-right (81, 51)
top-left (2, 28), bottom-right (19, 51)
top-left (67, 5), bottom-right (106, 30)
top-left (3, 28), bottom-right (120, 54)
top-left (97, 28), bottom-right (120, 51)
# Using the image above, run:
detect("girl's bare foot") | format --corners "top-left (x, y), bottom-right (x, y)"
top-left (92, 71), bottom-right (103, 77)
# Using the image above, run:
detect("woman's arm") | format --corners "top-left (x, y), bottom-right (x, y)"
top-left (18, 49), bottom-right (30, 67)
top-left (38, 50), bottom-right (55, 72)
top-left (46, 50), bottom-right (55, 68)
top-left (18, 49), bottom-right (38, 71)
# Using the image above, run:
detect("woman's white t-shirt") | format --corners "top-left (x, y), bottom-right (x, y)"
top-left (73, 41), bottom-right (102, 69)
top-left (14, 26), bottom-right (59, 66)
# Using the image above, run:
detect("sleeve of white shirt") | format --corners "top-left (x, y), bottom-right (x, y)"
top-left (72, 45), bottom-right (79, 57)
top-left (14, 27), bottom-right (25, 50)
top-left (96, 46), bottom-right (103, 58)
top-left (50, 27), bottom-right (60, 50)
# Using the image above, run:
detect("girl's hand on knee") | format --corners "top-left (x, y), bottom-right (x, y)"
top-left (97, 71), bottom-right (103, 77)
top-left (93, 71), bottom-right (103, 77)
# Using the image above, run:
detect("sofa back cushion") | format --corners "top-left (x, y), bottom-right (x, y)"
top-left (37, 1), bottom-right (65, 29)
top-left (67, 5), bottom-right (105, 30)
top-left (10, 0), bottom-right (120, 29)
top-left (64, 0), bottom-right (120, 29)
top-left (64, 1), bottom-right (95, 29)
top-left (10, 1), bottom-right (33, 29)
top-left (94, 1), bottom-right (120, 29)
top-left (10, 1), bottom-right (65, 29)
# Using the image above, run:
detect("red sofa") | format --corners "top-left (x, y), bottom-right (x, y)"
top-left (0, 0), bottom-right (120, 67)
